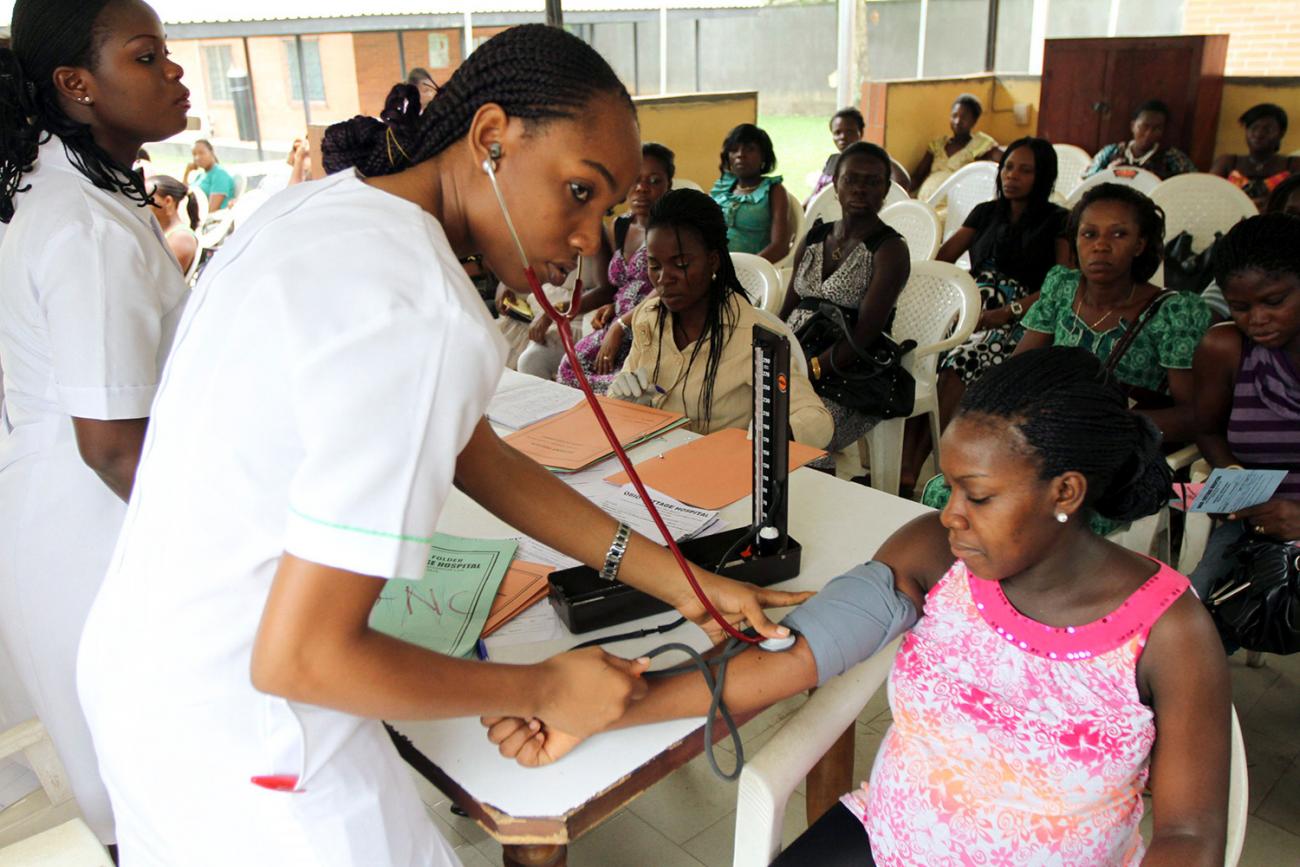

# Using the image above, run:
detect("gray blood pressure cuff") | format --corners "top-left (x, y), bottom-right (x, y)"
top-left (781, 560), bottom-right (919, 686)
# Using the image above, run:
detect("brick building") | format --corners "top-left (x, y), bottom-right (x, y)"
top-left (1183, 0), bottom-right (1300, 75)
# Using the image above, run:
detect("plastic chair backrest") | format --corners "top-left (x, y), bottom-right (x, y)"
top-left (773, 189), bottom-right (804, 276)
top-left (730, 252), bottom-right (781, 312)
top-left (231, 172), bottom-right (247, 201)
top-left (890, 261), bottom-right (980, 381)
top-left (1150, 173), bottom-right (1258, 252)
top-left (891, 159), bottom-right (911, 188)
top-left (803, 183), bottom-right (840, 225)
top-left (1225, 706), bottom-right (1248, 867)
top-left (189, 181), bottom-right (210, 224)
top-left (884, 181), bottom-right (910, 208)
top-left (1066, 165), bottom-right (1162, 207)
top-left (880, 199), bottom-right (941, 260)
top-left (671, 178), bottom-right (703, 192)
top-left (926, 161), bottom-right (998, 241)
top-left (1052, 143), bottom-right (1093, 199)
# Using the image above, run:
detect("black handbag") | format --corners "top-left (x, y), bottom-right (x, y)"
top-left (793, 299), bottom-right (916, 419)
top-left (1162, 230), bottom-right (1220, 295)
top-left (1205, 533), bottom-right (1300, 655)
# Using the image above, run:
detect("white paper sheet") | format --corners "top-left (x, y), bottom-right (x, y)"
top-left (1189, 468), bottom-right (1288, 513)
top-left (487, 373), bottom-right (584, 430)
top-left (597, 485), bottom-right (719, 543)
top-left (483, 599), bottom-right (566, 650)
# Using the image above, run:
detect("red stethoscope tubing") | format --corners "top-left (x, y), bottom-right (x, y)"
top-left (525, 266), bottom-right (758, 645)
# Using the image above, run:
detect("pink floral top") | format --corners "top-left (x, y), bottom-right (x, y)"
top-left (844, 559), bottom-right (1188, 866)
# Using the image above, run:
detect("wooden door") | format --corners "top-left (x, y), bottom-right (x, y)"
top-left (1037, 43), bottom-right (1106, 150)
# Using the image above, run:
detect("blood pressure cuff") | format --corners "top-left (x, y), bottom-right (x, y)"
top-left (780, 560), bottom-right (918, 686)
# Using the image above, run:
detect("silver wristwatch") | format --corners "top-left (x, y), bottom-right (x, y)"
top-left (600, 522), bottom-right (632, 582)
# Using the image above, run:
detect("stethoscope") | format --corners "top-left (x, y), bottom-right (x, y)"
top-left (480, 146), bottom-right (758, 646)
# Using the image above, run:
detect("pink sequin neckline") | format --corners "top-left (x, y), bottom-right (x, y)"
top-left (964, 560), bottom-right (1186, 661)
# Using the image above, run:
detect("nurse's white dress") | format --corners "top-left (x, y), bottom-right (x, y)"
top-left (0, 138), bottom-right (189, 841)
top-left (78, 170), bottom-right (506, 865)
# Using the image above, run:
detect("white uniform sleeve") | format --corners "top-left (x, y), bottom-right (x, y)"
top-left (38, 220), bottom-right (172, 419)
top-left (284, 309), bottom-right (502, 581)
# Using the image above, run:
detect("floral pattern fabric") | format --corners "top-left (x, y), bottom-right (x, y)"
top-left (844, 559), bottom-right (1188, 866)
top-left (557, 240), bottom-right (653, 393)
top-left (711, 173), bottom-right (784, 255)
top-left (1083, 142), bottom-right (1197, 181)
top-left (1020, 266), bottom-right (1211, 393)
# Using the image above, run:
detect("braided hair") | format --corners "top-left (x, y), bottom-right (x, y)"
top-left (1067, 183), bottom-right (1165, 283)
top-left (958, 346), bottom-right (1172, 523)
top-left (322, 25), bottom-right (632, 177)
top-left (646, 189), bottom-right (747, 432)
top-left (1213, 213), bottom-right (1300, 288)
top-left (0, 0), bottom-right (151, 222)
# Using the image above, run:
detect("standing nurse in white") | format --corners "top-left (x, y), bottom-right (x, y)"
top-left (77, 24), bottom-right (807, 867)
top-left (0, 0), bottom-right (190, 844)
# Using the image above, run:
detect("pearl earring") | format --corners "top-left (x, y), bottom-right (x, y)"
top-left (1056, 512), bottom-right (1068, 524)
top-left (80, 97), bottom-right (93, 105)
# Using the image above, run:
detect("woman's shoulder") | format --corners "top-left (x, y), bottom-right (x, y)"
top-left (710, 174), bottom-right (734, 198)
top-left (971, 131), bottom-right (998, 151)
top-left (1150, 287), bottom-right (1212, 328)
top-left (1196, 321), bottom-right (1245, 366)
top-left (1036, 265), bottom-right (1081, 302)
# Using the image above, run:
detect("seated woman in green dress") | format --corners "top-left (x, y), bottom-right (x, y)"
top-left (710, 123), bottom-right (792, 264)
top-left (1013, 183), bottom-right (1211, 446)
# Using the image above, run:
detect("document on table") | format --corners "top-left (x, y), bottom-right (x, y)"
top-left (503, 396), bottom-right (686, 472)
top-left (369, 534), bottom-right (515, 658)
top-left (1189, 468), bottom-right (1288, 514)
top-left (481, 560), bottom-right (552, 638)
top-left (598, 484), bottom-right (719, 543)
top-left (487, 370), bottom-right (584, 430)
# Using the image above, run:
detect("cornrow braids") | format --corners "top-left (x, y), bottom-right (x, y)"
top-left (322, 25), bottom-right (633, 177)
top-left (647, 189), bottom-right (746, 433)
top-left (958, 346), bottom-right (1172, 523)
top-left (1213, 213), bottom-right (1300, 288)
top-left (0, 0), bottom-right (152, 223)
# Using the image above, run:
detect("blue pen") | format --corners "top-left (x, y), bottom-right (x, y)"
top-left (475, 639), bottom-right (490, 661)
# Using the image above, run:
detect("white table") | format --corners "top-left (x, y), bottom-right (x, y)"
top-left (390, 421), bottom-right (929, 866)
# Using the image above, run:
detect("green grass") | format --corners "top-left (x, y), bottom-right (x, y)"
top-left (758, 113), bottom-right (834, 203)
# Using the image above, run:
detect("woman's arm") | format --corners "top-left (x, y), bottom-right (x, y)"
top-left (757, 184), bottom-right (792, 264)
top-left (935, 226), bottom-right (976, 264)
top-left (168, 232), bottom-right (197, 275)
top-left (71, 417), bottom-right (147, 502)
top-left (1139, 368), bottom-right (1198, 444)
top-left (454, 418), bottom-right (811, 641)
top-left (1011, 329), bottom-right (1053, 355)
top-left (819, 238), bottom-right (910, 371)
top-left (1192, 324), bottom-right (1242, 468)
top-left (1137, 592), bottom-right (1231, 866)
top-left (575, 223), bottom-right (617, 313)
top-left (909, 151), bottom-right (935, 196)
top-left (1209, 154), bottom-right (1233, 179)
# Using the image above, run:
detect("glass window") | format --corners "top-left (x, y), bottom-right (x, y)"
top-left (202, 45), bottom-right (233, 101)
top-left (922, 0), bottom-right (991, 77)
top-left (864, 0), bottom-right (923, 80)
top-left (428, 33), bottom-right (451, 68)
top-left (286, 39), bottom-right (326, 103)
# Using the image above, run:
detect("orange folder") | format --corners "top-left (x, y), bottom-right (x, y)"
top-left (481, 560), bottom-right (552, 638)
top-left (503, 396), bottom-right (686, 472)
top-left (604, 427), bottom-right (826, 510)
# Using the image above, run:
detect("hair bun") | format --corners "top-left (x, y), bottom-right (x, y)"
top-left (321, 114), bottom-right (387, 176)
top-left (1092, 414), bottom-right (1172, 523)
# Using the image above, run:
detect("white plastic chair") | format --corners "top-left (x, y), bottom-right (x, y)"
top-left (1151, 174), bottom-right (1258, 253)
top-left (1052, 143), bottom-right (1093, 199)
top-left (1067, 165), bottom-right (1163, 207)
top-left (731, 252), bottom-right (784, 314)
top-left (1107, 444), bottom-right (1201, 565)
top-left (891, 159), bottom-right (911, 189)
top-left (775, 190), bottom-right (805, 290)
top-left (879, 200), bottom-right (941, 261)
top-left (0, 721), bottom-right (105, 860)
top-left (859, 262), bottom-right (980, 497)
top-left (925, 161), bottom-right (998, 243)
top-left (733, 639), bottom-right (901, 867)
top-left (733, 653), bottom-right (1249, 867)
top-left (1177, 457), bottom-right (1214, 572)
top-left (802, 183), bottom-right (840, 226)
top-left (671, 178), bottom-right (704, 192)
top-left (884, 181), bottom-right (910, 208)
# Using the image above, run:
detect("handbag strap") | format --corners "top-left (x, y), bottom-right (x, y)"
top-left (1101, 288), bottom-right (1179, 380)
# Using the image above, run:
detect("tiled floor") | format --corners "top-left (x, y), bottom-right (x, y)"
top-left (417, 649), bottom-right (1300, 866)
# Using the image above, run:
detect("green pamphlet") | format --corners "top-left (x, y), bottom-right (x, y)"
top-left (368, 533), bottom-right (517, 658)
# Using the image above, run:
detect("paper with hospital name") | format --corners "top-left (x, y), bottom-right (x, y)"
top-left (598, 485), bottom-right (720, 543)
top-left (368, 534), bottom-right (515, 658)
top-left (1188, 467), bottom-right (1288, 514)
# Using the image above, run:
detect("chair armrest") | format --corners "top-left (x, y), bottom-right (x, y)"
top-left (733, 639), bottom-right (900, 867)
top-left (1166, 444), bottom-right (1201, 472)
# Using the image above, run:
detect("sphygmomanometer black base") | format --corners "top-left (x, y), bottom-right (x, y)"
top-left (547, 528), bottom-right (802, 634)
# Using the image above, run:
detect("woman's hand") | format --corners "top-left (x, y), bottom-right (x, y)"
top-left (529, 647), bottom-right (651, 738)
top-left (1230, 499), bottom-right (1300, 541)
top-left (594, 322), bottom-right (625, 375)
top-left (673, 570), bottom-right (813, 644)
top-left (482, 716), bottom-right (586, 767)
top-left (528, 314), bottom-right (554, 344)
top-left (976, 306), bottom-right (1014, 331)
top-left (590, 303), bottom-right (616, 330)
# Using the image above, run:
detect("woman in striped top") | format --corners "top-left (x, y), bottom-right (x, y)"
top-left (1190, 213), bottom-right (1300, 599)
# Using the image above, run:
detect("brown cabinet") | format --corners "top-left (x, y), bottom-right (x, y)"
top-left (1038, 35), bottom-right (1228, 170)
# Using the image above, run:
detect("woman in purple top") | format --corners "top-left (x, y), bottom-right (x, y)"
top-left (557, 143), bottom-right (673, 392)
top-left (1190, 214), bottom-right (1300, 599)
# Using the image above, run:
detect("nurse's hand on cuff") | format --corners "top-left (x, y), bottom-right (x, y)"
top-left (608, 367), bottom-right (658, 406)
top-left (528, 647), bottom-right (651, 741)
top-left (677, 569), bottom-right (813, 645)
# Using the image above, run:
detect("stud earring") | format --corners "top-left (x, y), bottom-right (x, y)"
top-left (1055, 512), bottom-right (1068, 524)
top-left (80, 96), bottom-right (93, 105)
top-left (487, 142), bottom-right (502, 161)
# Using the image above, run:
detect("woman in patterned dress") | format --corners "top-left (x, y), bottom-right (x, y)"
top-left (486, 347), bottom-right (1230, 867)
top-left (781, 142), bottom-right (910, 456)
top-left (1212, 103), bottom-right (1300, 210)
top-left (1083, 100), bottom-right (1197, 182)
top-left (908, 93), bottom-right (1002, 202)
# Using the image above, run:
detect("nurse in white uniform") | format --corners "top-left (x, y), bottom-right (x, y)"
top-left (0, 0), bottom-right (190, 843)
top-left (77, 24), bottom-right (807, 866)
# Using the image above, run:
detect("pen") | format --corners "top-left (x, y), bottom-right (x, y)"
top-left (475, 639), bottom-right (490, 661)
